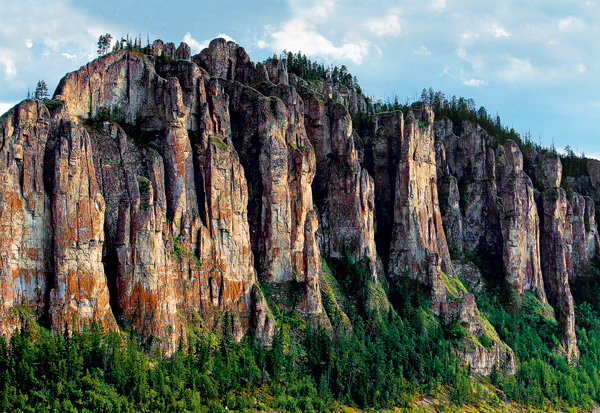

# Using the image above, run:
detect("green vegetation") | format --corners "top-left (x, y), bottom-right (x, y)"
top-left (137, 176), bottom-right (151, 193)
top-left (80, 105), bottom-right (131, 134)
top-left (44, 99), bottom-right (63, 111)
top-left (210, 135), bottom-right (228, 150)
top-left (268, 51), bottom-right (363, 96)
top-left (171, 236), bottom-right (202, 268)
top-left (34, 80), bottom-right (49, 101)
top-left (8, 261), bottom-right (600, 411)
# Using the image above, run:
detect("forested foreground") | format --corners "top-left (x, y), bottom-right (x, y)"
top-left (3, 260), bottom-right (600, 412)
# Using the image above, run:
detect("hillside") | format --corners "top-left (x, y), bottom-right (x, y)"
top-left (2, 37), bottom-right (600, 412)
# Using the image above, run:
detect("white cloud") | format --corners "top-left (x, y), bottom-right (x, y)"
top-left (415, 46), bottom-right (431, 56)
top-left (260, 19), bottom-right (369, 64)
top-left (558, 17), bottom-right (582, 31)
top-left (463, 78), bottom-right (486, 87)
top-left (0, 54), bottom-right (17, 79)
top-left (498, 56), bottom-right (540, 83)
top-left (585, 152), bottom-right (600, 161)
top-left (183, 33), bottom-right (209, 53)
top-left (216, 33), bottom-right (236, 43)
top-left (429, 0), bottom-right (448, 12)
top-left (0, 0), bottom-right (112, 94)
top-left (365, 14), bottom-right (402, 37)
top-left (183, 32), bottom-right (235, 54)
top-left (490, 23), bottom-right (510, 38)
top-left (288, 0), bottom-right (336, 22)
top-left (577, 63), bottom-right (586, 73)
top-left (0, 102), bottom-right (16, 115)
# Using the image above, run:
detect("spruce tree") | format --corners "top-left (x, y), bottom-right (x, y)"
top-left (34, 80), bottom-right (48, 100)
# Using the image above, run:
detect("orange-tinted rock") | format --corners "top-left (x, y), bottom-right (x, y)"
top-left (0, 101), bottom-right (52, 338)
top-left (389, 103), bottom-right (451, 310)
top-left (541, 181), bottom-right (579, 361)
top-left (499, 140), bottom-right (547, 302)
top-left (48, 119), bottom-right (117, 333)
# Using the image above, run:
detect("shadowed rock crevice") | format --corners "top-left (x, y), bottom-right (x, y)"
top-left (102, 246), bottom-right (121, 321)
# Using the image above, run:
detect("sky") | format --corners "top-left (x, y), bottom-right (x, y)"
top-left (1, 0), bottom-right (598, 157)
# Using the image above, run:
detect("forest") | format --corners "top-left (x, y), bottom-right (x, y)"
top-left (4, 256), bottom-right (600, 412)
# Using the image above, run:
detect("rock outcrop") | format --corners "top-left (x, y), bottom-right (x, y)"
top-left (539, 156), bottom-right (579, 361)
top-left (498, 140), bottom-right (546, 302)
top-left (3, 37), bottom-right (598, 373)
top-left (0, 101), bottom-right (53, 339)
top-left (48, 119), bottom-right (118, 334)
top-left (388, 104), bottom-right (451, 309)
top-left (441, 121), bottom-right (502, 255)
top-left (303, 93), bottom-right (379, 282)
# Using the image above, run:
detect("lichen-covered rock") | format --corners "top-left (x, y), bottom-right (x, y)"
top-left (49, 42), bottom-right (278, 350)
top-left (264, 58), bottom-right (289, 86)
top-left (571, 194), bottom-right (600, 276)
top-left (435, 119), bottom-right (463, 252)
top-left (442, 121), bottom-right (501, 254)
top-left (388, 103), bottom-right (452, 311)
top-left (584, 197), bottom-right (600, 261)
top-left (3, 37), bottom-right (599, 376)
top-left (303, 94), bottom-right (380, 281)
top-left (195, 38), bottom-right (263, 86)
top-left (541, 185), bottom-right (579, 361)
top-left (176, 42), bottom-right (192, 61)
top-left (220, 77), bottom-right (327, 322)
top-left (0, 101), bottom-right (52, 338)
top-left (538, 152), bottom-right (562, 189)
top-left (364, 111), bottom-right (403, 260)
top-left (48, 119), bottom-right (117, 334)
top-left (499, 140), bottom-right (547, 302)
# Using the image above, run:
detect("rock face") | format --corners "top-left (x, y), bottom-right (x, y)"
top-left (441, 121), bottom-right (501, 254)
top-left (388, 104), bottom-right (451, 309)
top-left (499, 140), bottom-right (546, 302)
top-left (434, 118), bottom-right (463, 253)
top-left (48, 120), bottom-right (118, 334)
top-left (539, 157), bottom-right (579, 361)
top-left (302, 93), bottom-right (379, 281)
top-left (383, 104), bottom-right (515, 373)
top-left (434, 119), bottom-right (583, 359)
top-left (2, 37), bottom-right (599, 373)
top-left (0, 101), bottom-right (52, 339)
top-left (570, 194), bottom-right (599, 276)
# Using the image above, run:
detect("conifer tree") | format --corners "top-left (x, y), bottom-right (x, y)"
top-left (97, 33), bottom-right (113, 55)
top-left (34, 80), bottom-right (48, 100)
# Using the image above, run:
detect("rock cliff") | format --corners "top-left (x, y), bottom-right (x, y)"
top-left (1, 37), bottom-right (598, 372)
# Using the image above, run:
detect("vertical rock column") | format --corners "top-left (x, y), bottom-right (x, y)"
top-left (442, 121), bottom-right (501, 254)
top-left (0, 102), bottom-right (52, 338)
top-left (499, 140), bottom-right (547, 302)
top-left (192, 77), bottom-right (275, 343)
top-left (434, 118), bottom-right (463, 252)
top-left (389, 103), bottom-right (451, 311)
top-left (256, 94), bottom-right (324, 317)
top-left (49, 120), bottom-right (117, 333)
top-left (571, 194), bottom-right (599, 276)
top-left (303, 94), bottom-right (380, 281)
top-left (92, 121), bottom-right (183, 354)
top-left (540, 155), bottom-right (579, 361)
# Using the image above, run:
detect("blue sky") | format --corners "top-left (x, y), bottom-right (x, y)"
top-left (1, 0), bottom-right (598, 157)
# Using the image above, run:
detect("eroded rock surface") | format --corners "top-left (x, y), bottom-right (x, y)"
top-left (2, 37), bottom-right (597, 373)
top-left (499, 140), bottom-right (546, 302)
